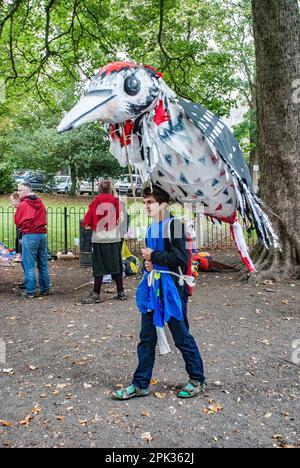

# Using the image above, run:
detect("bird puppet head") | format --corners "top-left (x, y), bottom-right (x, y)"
top-left (58, 62), bottom-right (174, 132)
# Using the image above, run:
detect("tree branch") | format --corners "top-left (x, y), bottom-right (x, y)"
top-left (9, 16), bottom-right (18, 80)
top-left (0, 0), bottom-right (23, 39)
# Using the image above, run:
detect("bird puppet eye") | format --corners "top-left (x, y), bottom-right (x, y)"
top-left (124, 76), bottom-right (141, 96)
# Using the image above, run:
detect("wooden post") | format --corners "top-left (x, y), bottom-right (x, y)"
top-left (121, 124), bottom-right (137, 200)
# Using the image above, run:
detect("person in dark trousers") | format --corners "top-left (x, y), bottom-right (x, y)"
top-left (10, 192), bottom-right (25, 289)
top-left (15, 183), bottom-right (50, 298)
top-left (81, 180), bottom-right (127, 304)
top-left (112, 184), bottom-right (206, 400)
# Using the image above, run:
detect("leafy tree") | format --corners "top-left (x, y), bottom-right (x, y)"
top-left (0, 162), bottom-right (14, 193)
top-left (0, 0), bottom-right (243, 114)
top-left (211, 0), bottom-right (257, 174)
top-left (5, 118), bottom-right (124, 195)
top-left (0, 0), bottom-right (258, 195)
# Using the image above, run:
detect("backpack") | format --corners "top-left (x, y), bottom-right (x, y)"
top-left (123, 255), bottom-right (140, 275)
top-left (121, 241), bottom-right (140, 275)
top-left (167, 218), bottom-right (194, 297)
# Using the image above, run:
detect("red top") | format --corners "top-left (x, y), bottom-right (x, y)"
top-left (15, 195), bottom-right (47, 234)
top-left (82, 194), bottom-right (121, 232)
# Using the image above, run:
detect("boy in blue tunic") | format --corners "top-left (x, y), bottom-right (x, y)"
top-left (113, 184), bottom-right (206, 400)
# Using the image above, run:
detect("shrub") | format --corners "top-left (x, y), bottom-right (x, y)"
top-left (0, 165), bottom-right (15, 194)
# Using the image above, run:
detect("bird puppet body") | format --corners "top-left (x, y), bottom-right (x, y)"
top-left (58, 61), bottom-right (279, 272)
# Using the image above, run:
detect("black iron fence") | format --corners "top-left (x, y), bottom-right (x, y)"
top-left (0, 205), bottom-right (256, 257)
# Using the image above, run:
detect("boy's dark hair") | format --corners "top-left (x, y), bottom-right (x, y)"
top-left (142, 183), bottom-right (171, 205)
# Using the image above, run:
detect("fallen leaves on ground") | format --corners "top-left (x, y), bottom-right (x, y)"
top-left (56, 383), bottom-right (68, 389)
top-left (29, 365), bottom-right (38, 371)
top-left (55, 416), bottom-right (65, 422)
top-left (20, 415), bottom-right (32, 427)
top-left (2, 369), bottom-right (14, 376)
top-left (202, 400), bottom-right (224, 415)
top-left (141, 432), bottom-right (153, 443)
top-left (272, 435), bottom-right (299, 449)
top-left (0, 420), bottom-right (13, 427)
top-left (72, 359), bottom-right (87, 366)
top-left (32, 405), bottom-right (41, 415)
top-left (79, 419), bottom-right (88, 426)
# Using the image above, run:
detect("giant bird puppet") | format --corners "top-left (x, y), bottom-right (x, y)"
top-left (58, 61), bottom-right (279, 272)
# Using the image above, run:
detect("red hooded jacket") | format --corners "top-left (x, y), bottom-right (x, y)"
top-left (82, 194), bottom-right (121, 232)
top-left (15, 195), bottom-right (47, 235)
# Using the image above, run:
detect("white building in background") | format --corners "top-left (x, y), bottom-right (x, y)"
top-left (223, 105), bottom-right (247, 130)
top-left (223, 105), bottom-right (260, 194)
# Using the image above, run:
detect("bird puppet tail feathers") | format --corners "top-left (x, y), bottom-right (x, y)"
top-left (241, 185), bottom-right (281, 252)
top-left (230, 221), bottom-right (257, 273)
top-left (230, 193), bottom-right (281, 274)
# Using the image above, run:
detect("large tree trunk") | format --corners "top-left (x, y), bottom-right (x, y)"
top-left (248, 84), bottom-right (258, 181)
top-left (252, 0), bottom-right (300, 279)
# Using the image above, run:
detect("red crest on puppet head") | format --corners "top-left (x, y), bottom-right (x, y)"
top-left (97, 62), bottom-right (164, 80)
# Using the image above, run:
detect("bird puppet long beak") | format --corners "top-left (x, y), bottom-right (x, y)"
top-left (57, 90), bottom-right (116, 133)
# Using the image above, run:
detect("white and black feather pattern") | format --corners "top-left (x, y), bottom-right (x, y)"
top-left (179, 98), bottom-right (253, 189)
top-left (179, 98), bottom-right (279, 249)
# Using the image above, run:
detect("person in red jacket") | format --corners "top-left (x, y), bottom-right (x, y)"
top-left (15, 183), bottom-right (50, 298)
top-left (81, 179), bottom-right (127, 304)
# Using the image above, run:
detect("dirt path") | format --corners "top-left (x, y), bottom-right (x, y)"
top-left (0, 255), bottom-right (299, 448)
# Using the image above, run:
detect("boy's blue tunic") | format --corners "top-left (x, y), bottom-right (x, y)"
top-left (136, 217), bottom-right (183, 327)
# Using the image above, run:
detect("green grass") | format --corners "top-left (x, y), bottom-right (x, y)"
top-left (0, 193), bottom-right (93, 210)
top-left (0, 193), bottom-right (257, 254)
top-left (0, 194), bottom-right (92, 253)
top-left (0, 194), bottom-right (148, 253)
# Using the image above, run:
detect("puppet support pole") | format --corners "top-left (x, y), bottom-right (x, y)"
top-left (156, 327), bottom-right (171, 355)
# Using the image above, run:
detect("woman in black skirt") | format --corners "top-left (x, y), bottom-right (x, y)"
top-left (81, 180), bottom-right (127, 304)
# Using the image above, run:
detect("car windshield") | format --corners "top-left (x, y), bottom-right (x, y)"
top-left (54, 176), bottom-right (68, 183)
top-left (119, 175), bottom-right (140, 183)
top-left (13, 170), bottom-right (29, 177)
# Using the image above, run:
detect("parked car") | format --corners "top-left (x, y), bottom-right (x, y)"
top-left (79, 179), bottom-right (100, 195)
top-left (47, 176), bottom-right (73, 194)
top-left (115, 174), bottom-right (143, 197)
top-left (12, 170), bottom-right (48, 193)
top-left (13, 170), bottom-right (31, 182)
